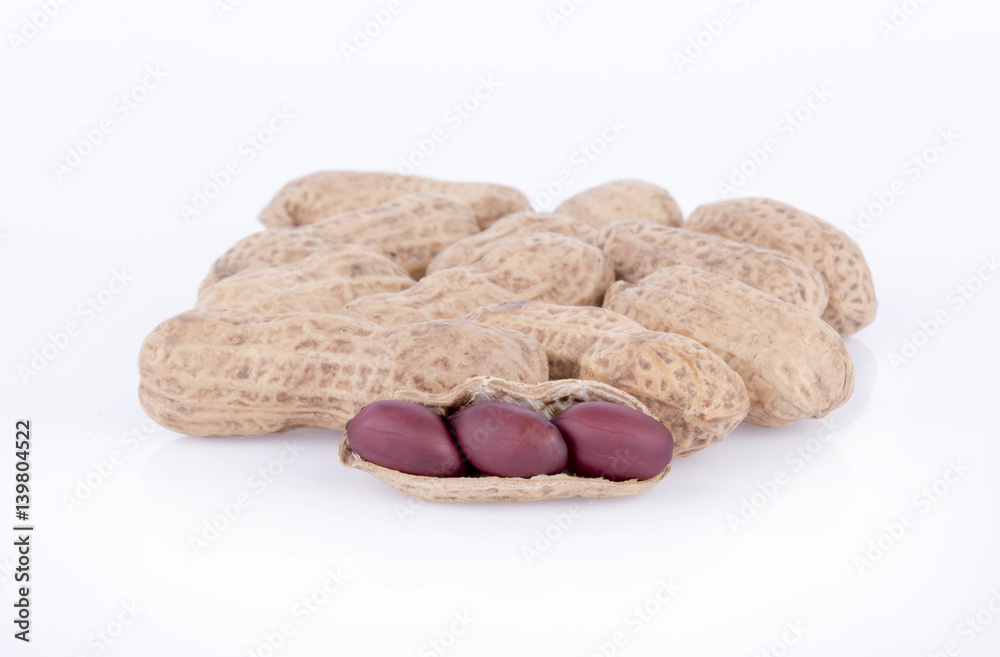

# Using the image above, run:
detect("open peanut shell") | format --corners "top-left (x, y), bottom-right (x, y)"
top-left (338, 376), bottom-right (672, 503)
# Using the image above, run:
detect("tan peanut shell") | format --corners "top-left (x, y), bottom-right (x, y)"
top-left (200, 194), bottom-right (478, 293)
top-left (595, 220), bottom-right (830, 315)
top-left (195, 245), bottom-right (415, 315)
top-left (339, 377), bottom-right (671, 503)
top-left (425, 211), bottom-right (597, 275)
top-left (604, 266), bottom-right (855, 427)
top-left (466, 301), bottom-right (750, 457)
top-left (138, 308), bottom-right (549, 437)
top-left (555, 180), bottom-right (683, 229)
top-left (685, 198), bottom-right (877, 336)
top-left (259, 170), bottom-right (531, 230)
top-left (341, 233), bottom-right (614, 327)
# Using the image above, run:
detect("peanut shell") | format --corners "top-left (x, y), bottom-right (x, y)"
top-left (686, 198), bottom-right (877, 336)
top-left (138, 309), bottom-right (549, 437)
top-left (596, 220), bottom-right (829, 315)
top-left (341, 233), bottom-right (614, 326)
top-left (195, 245), bottom-right (414, 315)
top-left (555, 180), bottom-right (683, 229)
top-left (604, 266), bottom-right (855, 427)
top-left (259, 170), bottom-right (530, 230)
top-left (201, 194), bottom-right (478, 292)
top-left (426, 211), bottom-right (597, 274)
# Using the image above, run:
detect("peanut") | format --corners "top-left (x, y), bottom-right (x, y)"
top-left (465, 301), bottom-right (749, 457)
top-left (259, 170), bottom-right (531, 230)
top-left (345, 400), bottom-right (467, 477)
top-left (449, 402), bottom-right (568, 477)
top-left (425, 211), bottom-right (597, 275)
top-left (686, 198), bottom-right (877, 336)
top-left (555, 180), bottom-right (683, 229)
top-left (339, 376), bottom-right (672, 502)
top-left (195, 244), bottom-right (414, 315)
top-left (596, 220), bottom-right (830, 315)
top-left (604, 265), bottom-right (855, 427)
top-left (341, 233), bottom-right (614, 327)
top-left (137, 308), bottom-right (549, 437)
top-left (200, 194), bottom-right (478, 293)
top-left (553, 401), bottom-right (673, 482)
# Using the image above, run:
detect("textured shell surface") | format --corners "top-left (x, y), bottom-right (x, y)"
top-left (604, 265), bottom-right (855, 427)
top-left (685, 198), bottom-right (876, 336)
top-left (342, 233), bottom-right (614, 326)
top-left (426, 211), bottom-right (598, 274)
top-left (258, 170), bottom-right (531, 230)
top-left (138, 309), bottom-right (549, 437)
top-left (201, 193), bottom-right (478, 292)
top-left (195, 245), bottom-right (415, 315)
top-left (555, 180), bottom-right (683, 229)
top-left (596, 219), bottom-right (830, 315)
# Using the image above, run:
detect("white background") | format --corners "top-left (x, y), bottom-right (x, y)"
top-left (3, 0), bottom-right (1000, 655)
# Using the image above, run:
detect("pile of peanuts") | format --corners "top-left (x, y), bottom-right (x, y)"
top-left (138, 172), bottom-right (876, 502)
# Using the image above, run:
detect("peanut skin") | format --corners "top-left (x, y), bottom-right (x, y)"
top-left (426, 211), bottom-right (598, 275)
top-left (137, 308), bottom-right (549, 436)
top-left (555, 180), bottom-right (683, 229)
top-left (200, 194), bottom-right (478, 293)
top-left (553, 401), bottom-right (673, 481)
top-left (196, 245), bottom-right (414, 315)
top-left (604, 265), bottom-right (855, 427)
top-left (449, 402), bottom-right (568, 478)
top-left (466, 301), bottom-right (749, 457)
top-left (341, 233), bottom-right (614, 327)
top-left (686, 198), bottom-right (877, 336)
top-left (259, 170), bottom-right (531, 230)
top-left (345, 400), bottom-right (467, 478)
top-left (595, 220), bottom-right (830, 315)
